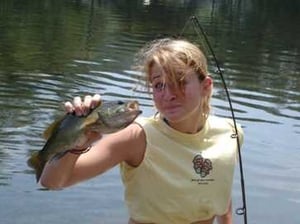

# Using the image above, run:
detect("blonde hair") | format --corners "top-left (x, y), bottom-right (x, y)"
top-left (134, 38), bottom-right (212, 119)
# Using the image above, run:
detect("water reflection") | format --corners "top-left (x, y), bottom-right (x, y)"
top-left (0, 0), bottom-right (299, 224)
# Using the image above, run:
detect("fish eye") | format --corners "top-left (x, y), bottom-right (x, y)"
top-left (117, 100), bottom-right (124, 105)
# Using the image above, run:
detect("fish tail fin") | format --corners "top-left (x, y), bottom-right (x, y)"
top-left (27, 152), bottom-right (45, 183)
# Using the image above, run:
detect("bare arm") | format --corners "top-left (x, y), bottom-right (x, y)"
top-left (40, 94), bottom-right (145, 189)
top-left (216, 200), bottom-right (232, 224)
top-left (40, 123), bottom-right (146, 189)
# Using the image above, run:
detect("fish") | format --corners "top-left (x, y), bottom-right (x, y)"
top-left (27, 100), bottom-right (142, 182)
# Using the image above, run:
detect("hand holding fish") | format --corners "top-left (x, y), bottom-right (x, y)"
top-left (27, 94), bottom-right (141, 183)
top-left (63, 94), bottom-right (103, 149)
top-left (64, 94), bottom-right (101, 116)
top-left (48, 93), bottom-right (103, 153)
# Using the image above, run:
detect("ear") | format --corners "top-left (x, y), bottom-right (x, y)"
top-left (200, 76), bottom-right (213, 96)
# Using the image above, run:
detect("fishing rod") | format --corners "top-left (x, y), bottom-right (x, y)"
top-left (181, 15), bottom-right (248, 224)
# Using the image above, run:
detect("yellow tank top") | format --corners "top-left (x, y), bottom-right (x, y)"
top-left (120, 114), bottom-right (244, 224)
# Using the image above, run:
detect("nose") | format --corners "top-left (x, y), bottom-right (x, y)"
top-left (162, 83), bottom-right (177, 101)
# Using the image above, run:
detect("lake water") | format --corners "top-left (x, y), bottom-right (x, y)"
top-left (0, 0), bottom-right (299, 223)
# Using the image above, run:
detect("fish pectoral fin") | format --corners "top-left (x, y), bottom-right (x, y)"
top-left (81, 113), bottom-right (100, 129)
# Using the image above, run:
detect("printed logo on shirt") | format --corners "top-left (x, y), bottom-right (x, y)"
top-left (192, 154), bottom-right (213, 178)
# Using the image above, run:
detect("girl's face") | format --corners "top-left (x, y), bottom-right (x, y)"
top-left (150, 63), bottom-right (212, 125)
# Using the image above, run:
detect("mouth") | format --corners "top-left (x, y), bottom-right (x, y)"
top-left (161, 104), bottom-right (182, 116)
top-left (164, 104), bottom-right (181, 110)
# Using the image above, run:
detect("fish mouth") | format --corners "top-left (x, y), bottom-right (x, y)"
top-left (126, 101), bottom-right (142, 116)
top-left (126, 101), bottom-right (140, 111)
top-left (97, 100), bottom-right (142, 131)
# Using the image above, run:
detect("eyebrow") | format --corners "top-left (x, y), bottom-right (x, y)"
top-left (151, 74), bottom-right (162, 81)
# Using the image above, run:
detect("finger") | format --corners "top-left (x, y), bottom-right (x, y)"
top-left (75, 130), bottom-right (102, 149)
top-left (91, 94), bottom-right (101, 109)
top-left (64, 101), bottom-right (75, 113)
top-left (83, 95), bottom-right (92, 115)
top-left (86, 130), bottom-right (102, 142)
top-left (73, 96), bottom-right (83, 116)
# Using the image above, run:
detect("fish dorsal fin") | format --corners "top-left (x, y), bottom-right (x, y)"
top-left (43, 116), bottom-right (65, 139)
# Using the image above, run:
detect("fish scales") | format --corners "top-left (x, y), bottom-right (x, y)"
top-left (27, 100), bottom-right (141, 182)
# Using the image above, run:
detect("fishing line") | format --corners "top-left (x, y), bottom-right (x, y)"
top-left (180, 15), bottom-right (248, 224)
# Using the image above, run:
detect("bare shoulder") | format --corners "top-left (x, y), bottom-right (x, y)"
top-left (104, 122), bottom-right (146, 167)
top-left (122, 123), bottom-right (146, 167)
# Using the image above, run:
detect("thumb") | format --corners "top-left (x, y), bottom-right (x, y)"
top-left (85, 130), bottom-right (102, 143)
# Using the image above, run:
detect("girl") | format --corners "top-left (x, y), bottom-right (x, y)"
top-left (40, 38), bottom-right (244, 224)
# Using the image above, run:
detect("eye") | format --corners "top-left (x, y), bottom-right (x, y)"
top-left (117, 100), bottom-right (124, 105)
top-left (153, 82), bottom-right (165, 91)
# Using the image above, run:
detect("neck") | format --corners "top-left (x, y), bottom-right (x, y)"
top-left (163, 116), bottom-right (206, 134)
